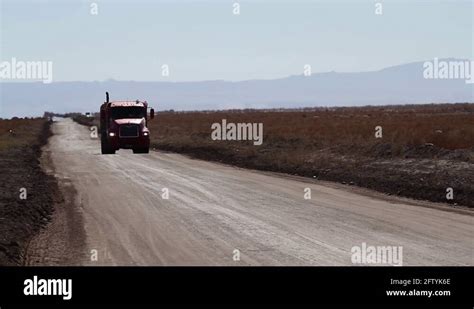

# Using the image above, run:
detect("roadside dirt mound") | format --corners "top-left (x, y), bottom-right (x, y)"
top-left (0, 121), bottom-right (60, 265)
top-left (156, 143), bottom-right (474, 208)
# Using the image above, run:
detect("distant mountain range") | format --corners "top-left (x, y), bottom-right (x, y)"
top-left (1, 58), bottom-right (472, 118)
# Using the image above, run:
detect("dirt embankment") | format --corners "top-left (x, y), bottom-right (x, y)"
top-left (154, 143), bottom-right (474, 208)
top-left (0, 118), bottom-right (60, 265)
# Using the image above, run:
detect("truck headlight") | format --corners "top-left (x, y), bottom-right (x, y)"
top-left (143, 132), bottom-right (149, 136)
top-left (109, 132), bottom-right (116, 137)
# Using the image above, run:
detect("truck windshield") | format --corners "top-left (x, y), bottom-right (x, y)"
top-left (110, 107), bottom-right (146, 119)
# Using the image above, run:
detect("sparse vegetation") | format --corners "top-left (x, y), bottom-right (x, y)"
top-left (0, 118), bottom-right (50, 151)
top-left (151, 103), bottom-right (474, 154)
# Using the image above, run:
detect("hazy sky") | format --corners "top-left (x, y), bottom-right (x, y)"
top-left (1, 0), bottom-right (472, 82)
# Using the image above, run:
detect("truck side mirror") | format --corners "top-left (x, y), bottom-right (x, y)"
top-left (150, 108), bottom-right (155, 119)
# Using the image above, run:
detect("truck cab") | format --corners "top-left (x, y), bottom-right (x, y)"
top-left (100, 92), bottom-right (154, 154)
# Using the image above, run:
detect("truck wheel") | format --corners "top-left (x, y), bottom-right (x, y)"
top-left (101, 145), bottom-right (115, 154)
top-left (101, 139), bottom-right (115, 154)
top-left (133, 147), bottom-right (149, 154)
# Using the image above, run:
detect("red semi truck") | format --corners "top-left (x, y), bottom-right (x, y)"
top-left (100, 92), bottom-right (155, 154)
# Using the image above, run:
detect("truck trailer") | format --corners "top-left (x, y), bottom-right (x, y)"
top-left (100, 92), bottom-right (155, 154)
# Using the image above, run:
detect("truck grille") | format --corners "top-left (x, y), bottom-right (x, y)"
top-left (119, 125), bottom-right (139, 137)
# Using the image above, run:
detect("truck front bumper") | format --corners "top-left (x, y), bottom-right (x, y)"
top-left (108, 135), bottom-right (150, 150)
